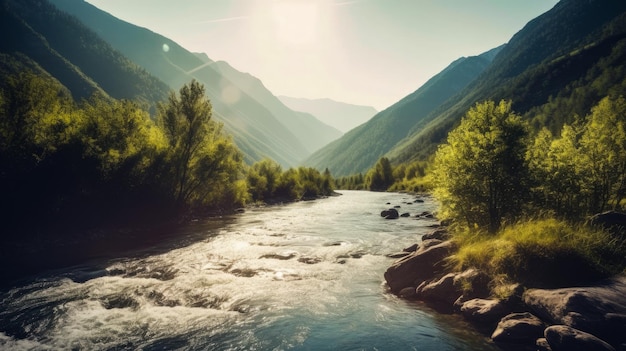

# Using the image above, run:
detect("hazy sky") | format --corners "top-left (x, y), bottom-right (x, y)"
top-left (85, 0), bottom-right (559, 110)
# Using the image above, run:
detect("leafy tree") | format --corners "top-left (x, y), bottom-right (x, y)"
top-left (433, 100), bottom-right (530, 233)
top-left (366, 157), bottom-right (394, 191)
top-left (579, 96), bottom-right (626, 212)
top-left (158, 80), bottom-right (218, 205)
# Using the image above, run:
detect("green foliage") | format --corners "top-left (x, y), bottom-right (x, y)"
top-left (432, 100), bottom-right (530, 233)
top-left (365, 157), bottom-right (394, 191)
top-left (528, 96), bottom-right (626, 218)
top-left (245, 161), bottom-right (335, 202)
top-left (0, 73), bottom-right (247, 238)
top-left (453, 218), bottom-right (626, 288)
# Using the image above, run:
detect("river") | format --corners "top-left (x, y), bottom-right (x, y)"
top-left (0, 191), bottom-right (498, 350)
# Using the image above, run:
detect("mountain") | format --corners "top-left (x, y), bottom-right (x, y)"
top-left (0, 0), bottom-right (169, 107)
top-left (303, 46), bottom-right (503, 176)
top-left (387, 0), bottom-right (626, 164)
top-left (49, 0), bottom-right (322, 167)
top-left (210, 60), bottom-right (342, 153)
top-left (278, 97), bottom-right (377, 133)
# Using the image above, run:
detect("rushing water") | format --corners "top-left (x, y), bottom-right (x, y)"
top-left (0, 191), bottom-right (498, 350)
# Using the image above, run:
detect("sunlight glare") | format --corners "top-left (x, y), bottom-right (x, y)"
top-left (272, 1), bottom-right (320, 47)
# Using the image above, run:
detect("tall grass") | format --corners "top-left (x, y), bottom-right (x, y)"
top-left (451, 218), bottom-right (626, 288)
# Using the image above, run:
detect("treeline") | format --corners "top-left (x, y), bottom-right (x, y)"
top-left (0, 72), bottom-right (334, 240)
top-left (335, 157), bottom-right (429, 193)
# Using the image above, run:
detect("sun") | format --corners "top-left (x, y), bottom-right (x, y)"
top-left (271, 1), bottom-right (321, 47)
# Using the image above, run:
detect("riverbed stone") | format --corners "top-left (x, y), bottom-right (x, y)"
top-left (460, 298), bottom-right (512, 324)
top-left (417, 269), bottom-right (490, 305)
top-left (381, 208), bottom-right (399, 219)
top-left (491, 312), bottom-right (545, 344)
top-left (544, 325), bottom-right (616, 351)
top-left (523, 274), bottom-right (626, 346)
top-left (384, 240), bottom-right (455, 294)
top-left (421, 228), bottom-right (450, 241)
top-left (403, 243), bottom-right (419, 252)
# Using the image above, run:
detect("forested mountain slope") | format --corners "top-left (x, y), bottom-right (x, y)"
top-left (304, 46), bottom-right (502, 176)
top-left (0, 0), bottom-right (169, 107)
top-left (388, 0), bottom-right (626, 163)
top-left (49, 0), bottom-right (338, 166)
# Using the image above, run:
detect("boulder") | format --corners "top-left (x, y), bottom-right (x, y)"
top-left (544, 325), bottom-right (615, 351)
top-left (491, 312), bottom-right (545, 344)
top-left (398, 287), bottom-right (417, 299)
top-left (381, 208), bottom-right (399, 219)
top-left (421, 228), bottom-right (451, 241)
top-left (536, 338), bottom-right (552, 351)
top-left (386, 252), bottom-right (411, 259)
top-left (384, 240), bottom-right (455, 294)
top-left (523, 275), bottom-right (626, 345)
top-left (420, 239), bottom-right (443, 249)
top-left (460, 298), bottom-right (512, 324)
top-left (418, 273), bottom-right (459, 304)
top-left (403, 243), bottom-right (419, 252)
top-left (418, 269), bottom-right (490, 305)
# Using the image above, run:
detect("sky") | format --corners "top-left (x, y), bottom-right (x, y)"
top-left (85, 0), bottom-right (560, 110)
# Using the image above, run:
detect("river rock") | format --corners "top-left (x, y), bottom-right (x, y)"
top-left (544, 325), bottom-right (615, 351)
top-left (421, 228), bottom-right (450, 241)
top-left (381, 208), bottom-right (399, 219)
top-left (491, 312), bottom-right (545, 344)
top-left (403, 243), bottom-right (419, 252)
top-left (536, 338), bottom-right (552, 351)
top-left (386, 252), bottom-right (411, 259)
top-left (384, 240), bottom-right (456, 294)
top-left (523, 275), bottom-right (626, 345)
top-left (418, 269), bottom-right (490, 305)
top-left (398, 286), bottom-right (417, 298)
top-left (400, 212), bottom-right (411, 217)
top-left (460, 298), bottom-right (512, 324)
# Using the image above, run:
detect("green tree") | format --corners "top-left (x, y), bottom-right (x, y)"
top-left (433, 100), bottom-right (530, 233)
top-left (366, 157), bottom-right (394, 191)
top-left (579, 95), bottom-right (626, 212)
top-left (158, 80), bottom-right (214, 205)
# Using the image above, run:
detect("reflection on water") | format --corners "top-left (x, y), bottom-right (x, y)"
top-left (0, 191), bottom-right (497, 350)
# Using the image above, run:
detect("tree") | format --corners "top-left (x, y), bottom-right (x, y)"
top-left (366, 157), bottom-right (394, 191)
top-left (158, 80), bottom-right (214, 205)
top-left (432, 100), bottom-right (530, 233)
top-left (579, 96), bottom-right (626, 212)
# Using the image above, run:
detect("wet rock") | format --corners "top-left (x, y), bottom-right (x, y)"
top-left (418, 273), bottom-right (459, 304)
top-left (394, 205), bottom-right (402, 209)
top-left (523, 275), bottom-right (626, 345)
top-left (418, 269), bottom-right (490, 305)
top-left (400, 212), bottom-right (411, 217)
top-left (422, 228), bottom-right (451, 241)
top-left (260, 252), bottom-right (297, 260)
top-left (460, 298), bottom-right (512, 324)
top-left (384, 240), bottom-right (455, 294)
top-left (420, 239), bottom-right (443, 249)
top-left (414, 199), bottom-right (425, 203)
top-left (298, 257), bottom-right (322, 264)
top-left (491, 312), bottom-right (545, 344)
top-left (403, 243), bottom-right (419, 252)
top-left (386, 252), bottom-right (411, 259)
top-left (399, 286), bottom-right (417, 298)
top-left (536, 338), bottom-right (552, 351)
top-left (381, 208), bottom-right (399, 219)
top-left (544, 325), bottom-right (615, 351)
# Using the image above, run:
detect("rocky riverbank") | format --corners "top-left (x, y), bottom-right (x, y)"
top-left (383, 222), bottom-right (626, 351)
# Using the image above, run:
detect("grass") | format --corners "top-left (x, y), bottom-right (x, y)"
top-left (451, 218), bottom-right (626, 288)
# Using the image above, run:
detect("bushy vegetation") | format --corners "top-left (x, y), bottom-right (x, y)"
top-left (453, 218), bottom-right (626, 288)
top-left (246, 158), bottom-right (335, 203)
top-left (431, 98), bottom-right (626, 286)
top-left (0, 71), bottom-right (338, 242)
